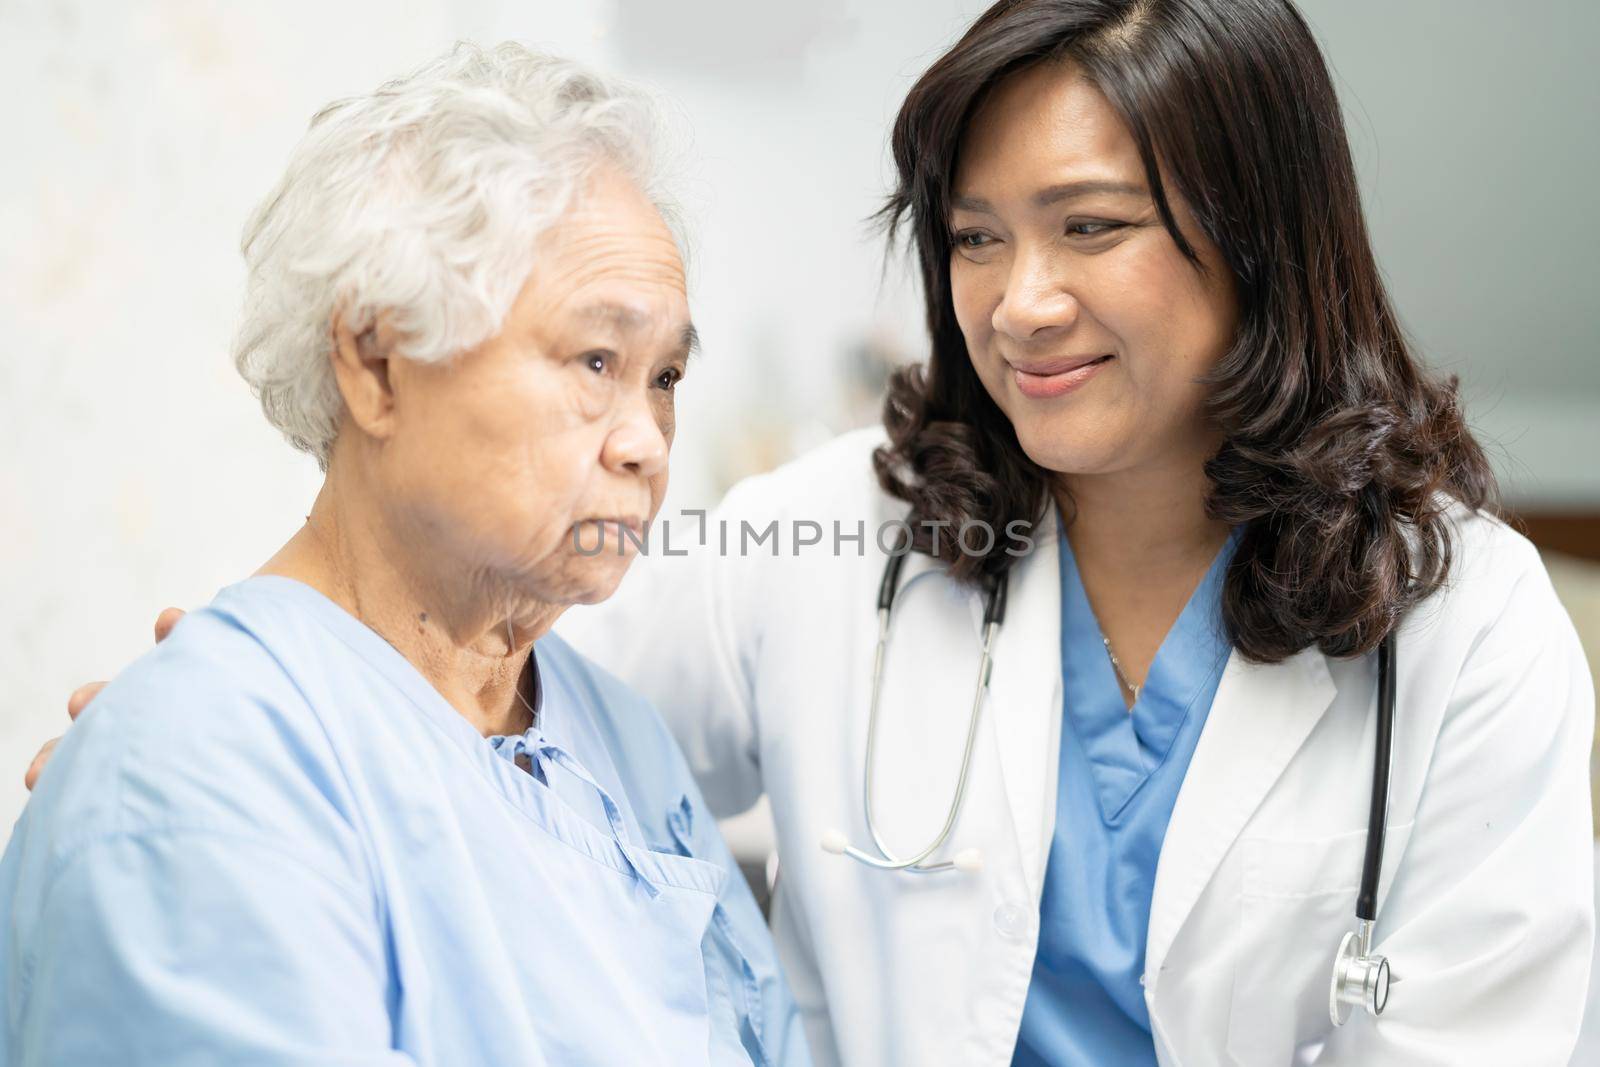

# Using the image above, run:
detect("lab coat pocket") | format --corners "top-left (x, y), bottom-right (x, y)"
top-left (1224, 820), bottom-right (1414, 1066)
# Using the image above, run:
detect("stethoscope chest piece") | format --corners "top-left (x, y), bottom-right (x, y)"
top-left (1330, 923), bottom-right (1390, 1026)
top-left (1329, 631), bottom-right (1400, 1029)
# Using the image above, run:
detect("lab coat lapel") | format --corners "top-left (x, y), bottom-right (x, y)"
top-left (973, 507), bottom-right (1064, 896)
top-left (1144, 643), bottom-right (1338, 984)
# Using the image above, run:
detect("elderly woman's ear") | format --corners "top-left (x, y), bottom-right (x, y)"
top-left (329, 309), bottom-right (401, 444)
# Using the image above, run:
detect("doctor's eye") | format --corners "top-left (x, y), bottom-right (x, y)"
top-left (952, 230), bottom-right (995, 250)
top-left (1065, 219), bottom-right (1124, 238)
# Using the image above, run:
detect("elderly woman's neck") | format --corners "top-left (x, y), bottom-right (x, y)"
top-left (259, 485), bottom-right (561, 738)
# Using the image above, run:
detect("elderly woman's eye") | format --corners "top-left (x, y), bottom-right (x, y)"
top-left (655, 368), bottom-right (683, 391)
top-left (584, 351), bottom-right (610, 374)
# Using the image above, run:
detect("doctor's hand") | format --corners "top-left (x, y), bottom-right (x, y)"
top-left (24, 607), bottom-right (187, 791)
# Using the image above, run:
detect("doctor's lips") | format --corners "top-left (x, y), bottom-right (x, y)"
top-left (1007, 352), bottom-right (1114, 399)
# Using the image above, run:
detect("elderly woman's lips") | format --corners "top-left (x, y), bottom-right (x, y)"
top-left (581, 517), bottom-right (646, 540)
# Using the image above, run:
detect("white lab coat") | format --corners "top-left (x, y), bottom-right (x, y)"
top-left (558, 427), bottom-right (1595, 1066)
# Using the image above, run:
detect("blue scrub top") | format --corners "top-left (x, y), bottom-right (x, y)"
top-left (0, 576), bottom-right (809, 1067)
top-left (1013, 526), bottom-right (1239, 1066)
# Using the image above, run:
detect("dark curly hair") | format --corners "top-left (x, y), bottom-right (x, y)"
top-left (874, 0), bottom-right (1498, 664)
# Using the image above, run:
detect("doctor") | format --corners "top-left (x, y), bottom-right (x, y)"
top-left (569, 0), bottom-right (1595, 1063)
top-left (29, 0), bottom-right (1595, 1064)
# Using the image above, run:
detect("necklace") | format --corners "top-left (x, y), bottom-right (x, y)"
top-left (512, 679), bottom-right (537, 723)
top-left (1101, 634), bottom-right (1142, 701)
top-left (506, 619), bottom-right (538, 729)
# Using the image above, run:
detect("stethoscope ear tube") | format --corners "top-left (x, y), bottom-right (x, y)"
top-left (877, 541), bottom-right (909, 613)
top-left (983, 566), bottom-right (1008, 627)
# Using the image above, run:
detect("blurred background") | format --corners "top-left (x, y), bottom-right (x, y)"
top-left (2, 0), bottom-right (1598, 1055)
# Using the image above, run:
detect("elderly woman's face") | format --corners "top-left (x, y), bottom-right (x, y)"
top-left (947, 60), bottom-right (1238, 480)
top-left (373, 167), bottom-right (692, 606)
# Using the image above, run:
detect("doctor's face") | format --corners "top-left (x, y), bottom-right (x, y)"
top-left (367, 166), bottom-right (693, 608)
top-left (948, 60), bottom-right (1239, 480)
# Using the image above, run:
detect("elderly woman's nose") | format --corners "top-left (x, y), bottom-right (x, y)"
top-left (990, 250), bottom-right (1080, 341)
top-left (601, 399), bottom-right (669, 477)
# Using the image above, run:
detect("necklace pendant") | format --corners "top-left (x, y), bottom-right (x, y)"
top-left (1101, 634), bottom-right (1142, 700)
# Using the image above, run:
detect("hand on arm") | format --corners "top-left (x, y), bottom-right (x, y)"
top-left (24, 607), bottom-right (186, 790)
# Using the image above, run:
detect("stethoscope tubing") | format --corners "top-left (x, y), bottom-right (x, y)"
top-left (841, 538), bottom-right (1402, 1024)
top-left (1359, 632), bottom-right (1397, 921)
top-left (848, 544), bottom-right (1008, 873)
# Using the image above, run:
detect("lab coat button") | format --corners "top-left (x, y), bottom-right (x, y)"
top-left (992, 903), bottom-right (1033, 941)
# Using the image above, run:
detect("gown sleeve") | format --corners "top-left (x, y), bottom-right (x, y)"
top-left (12, 828), bottom-right (416, 1067)
top-left (2, 616), bottom-right (422, 1067)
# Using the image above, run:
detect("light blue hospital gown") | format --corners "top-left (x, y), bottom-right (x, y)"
top-left (0, 575), bottom-right (808, 1067)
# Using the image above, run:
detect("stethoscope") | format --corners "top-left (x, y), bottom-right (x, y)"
top-left (821, 547), bottom-right (1399, 1028)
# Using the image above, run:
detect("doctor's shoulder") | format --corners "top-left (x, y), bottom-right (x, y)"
top-left (1412, 504), bottom-right (1588, 673)
top-left (1394, 501), bottom-right (1593, 821)
top-left (713, 426), bottom-right (894, 531)
top-left (662, 426), bottom-right (897, 609)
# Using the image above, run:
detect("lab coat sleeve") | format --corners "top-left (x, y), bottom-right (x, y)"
top-left (10, 829), bottom-right (418, 1066)
top-left (558, 470), bottom-right (783, 818)
top-left (1316, 553), bottom-right (1596, 1065)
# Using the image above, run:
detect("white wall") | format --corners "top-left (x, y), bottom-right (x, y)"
top-left (3, 0), bottom-right (1596, 834)
top-left (1304, 0), bottom-right (1600, 507)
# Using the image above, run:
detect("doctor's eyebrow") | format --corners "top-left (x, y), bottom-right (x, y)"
top-left (576, 301), bottom-right (699, 360)
top-left (951, 179), bottom-right (1149, 214)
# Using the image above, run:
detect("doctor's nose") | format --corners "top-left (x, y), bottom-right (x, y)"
top-left (990, 254), bottom-right (1080, 342)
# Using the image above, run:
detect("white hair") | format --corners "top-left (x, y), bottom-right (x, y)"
top-left (232, 41), bottom-right (684, 469)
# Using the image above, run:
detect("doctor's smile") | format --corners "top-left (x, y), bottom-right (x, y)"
top-left (5, 1), bottom-right (1595, 1066)
top-left (1005, 353), bottom-right (1116, 399)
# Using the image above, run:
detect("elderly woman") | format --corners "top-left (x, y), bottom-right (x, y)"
top-left (0, 44), bottom-right (804, 1066)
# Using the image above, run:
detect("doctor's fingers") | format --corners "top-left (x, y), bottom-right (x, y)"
top-left (61, 609), bottom-right (186, 717)
top-left (66, 681), bottom-right (106, 720)
top-left (36, 608), bottom-right (188, 789)
top-left (25, 738), bottom-right (59, 792)
top-left (67, 608), bottom-right (182, 716)
top-left (154, 606), bottom-right (185, 643)
top-left (59, 607), bottom-right (184, 719)
top-left (34, 678), bottom-right (107, 788)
